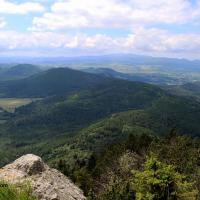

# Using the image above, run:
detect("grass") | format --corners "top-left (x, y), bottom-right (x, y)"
top-left (0, 98), bottom-right (40, 112)
top-left (0, 181), bottom-right (37, 200)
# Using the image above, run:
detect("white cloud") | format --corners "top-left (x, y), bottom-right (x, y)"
top-left (31, 0), bottom-right (200, 30)
top-left (121, 27), bottom-right (200, 58)
top-left (0, 0), bottom-right (45, 14)
top-left (0, 18), bottom-right (6, 28)
top-left (1, 28), bottom-right (200, 58)
top-left (0, 0), bottom-right (199, 59)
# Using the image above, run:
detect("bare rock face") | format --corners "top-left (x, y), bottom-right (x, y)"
top-left (6, 154), bottom-right (45, 176)
top-left (0, 154), bottom-right (86, 200)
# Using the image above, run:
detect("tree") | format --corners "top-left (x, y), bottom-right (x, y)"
top-left (57, 159), bottom-right (70, 176)
top-left (131, 155), bottom-right (198, 200)
top-left (100, 177), bottom-right (135, 200)
top-left (87, 154), bottom-right (96, 171)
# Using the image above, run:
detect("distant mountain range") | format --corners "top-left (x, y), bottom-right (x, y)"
top-left (1, 54), bottom-right (200, 72)
top-left (82, 67), bottom-right (182, 85)
top-left (1, 54), bottom-right (200, 85)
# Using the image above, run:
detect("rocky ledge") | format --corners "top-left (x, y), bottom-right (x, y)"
top-left (0, 154), bottom-right (86, 200)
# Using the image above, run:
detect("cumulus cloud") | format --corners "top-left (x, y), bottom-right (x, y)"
top-left (0, 28), bottom-right (200, 58)
top-left (123, 27), bottom-right (200, 56)
top-left (0, 0), bottom-right (45, 14)
top-left (0, 31), bottom-right (118, 52)
top-left (31, 0), bottom-right (200, 30)
top-left (0, 0), bottom-right (200, 58)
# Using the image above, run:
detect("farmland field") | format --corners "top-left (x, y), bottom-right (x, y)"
top-left (0, 98), bottom-right (39, 112)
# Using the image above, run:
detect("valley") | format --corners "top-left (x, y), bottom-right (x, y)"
top-left (0, 60), bottom-right (199, 199)
top-left (1, 0), bottom-right (200, 198)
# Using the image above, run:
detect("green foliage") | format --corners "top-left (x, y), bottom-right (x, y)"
top-left (0, 182), bottom-right (37, 200)
top-left (99, 178), bottom-right (135, 200)
top-left (84, 134), bottom-right (200, 200)
top-left (132, 155), bottom-right (198, 200)
top-left (148, 96), bottom-right (200, 136)
top-left (150, 132), bottom-right (200, 195)
top-left (151, 132), bottom-right (200, 176)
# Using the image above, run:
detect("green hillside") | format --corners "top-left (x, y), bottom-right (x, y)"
top-left (0, 77), bottom-right (200, 167)
top-left (6, 79), bottom-right (200, 143)
top-left (5, 80), bottom-right (165, 139)
top-left (164, 81), bottom-right (200, 100)
top-left (0, 64), bottom-right (41, 81)
top-left (45, 95), bottom-right (200, 166)
top-left (0, 67), bottom-right (109, 97)
top-left (4, 105), bottom-right (198, 198)
top-left (0, 68), bottom-right (199, 198)
top-left (0, 76), bottom-right (165, 165)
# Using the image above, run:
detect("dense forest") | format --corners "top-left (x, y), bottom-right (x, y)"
top-left (59, 132), bottom-right (199, 199)
top-left (0, 66), bottom-right (199, 199)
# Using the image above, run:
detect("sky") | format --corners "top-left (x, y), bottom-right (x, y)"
top-left (0, 0), bottom-right (200, 59)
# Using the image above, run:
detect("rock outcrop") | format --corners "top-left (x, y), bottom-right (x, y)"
top-left (0, 154), bottom-right (86, 200)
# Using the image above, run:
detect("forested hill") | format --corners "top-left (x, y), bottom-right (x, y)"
top-left (164, 81), bottom-right (200, 100)
top-left (1, 67), bottom-right (200, 141)
top-left (0, 66), bottom-right (199, 198)
top-left (0, 67), bottom-right (110, 97)
top-left (0, 64), bottom-right (41, 81)
top-left (7, 79), bottom-right (165, 138)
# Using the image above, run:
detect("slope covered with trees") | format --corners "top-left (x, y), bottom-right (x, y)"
top-left (56, 132), bottom-right (199, 199)
top-left (0, 67), bottom-right (199, 199)
top-left (0, 64), bottom-right (41, 81)
top-left (165, 81), bottom-right (200, 100)
top-left (0, 67), bottom-right (110, 97)
top-left (0, 71), bottom-right (200, 164)
top-left (7, 80), bottom-right (163, 135)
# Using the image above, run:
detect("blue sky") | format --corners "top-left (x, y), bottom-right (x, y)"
top-left (0, 0), bottom-right (200, 59)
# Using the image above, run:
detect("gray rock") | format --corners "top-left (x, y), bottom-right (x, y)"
top-left (0, 154), bottom-right (86, 200)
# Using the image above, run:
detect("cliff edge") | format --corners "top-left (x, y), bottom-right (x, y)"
top-left (0, 154), bottom-right (86, 200)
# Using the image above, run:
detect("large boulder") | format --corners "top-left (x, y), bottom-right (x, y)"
top-left (0, 154), bottom-right (86, 200)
